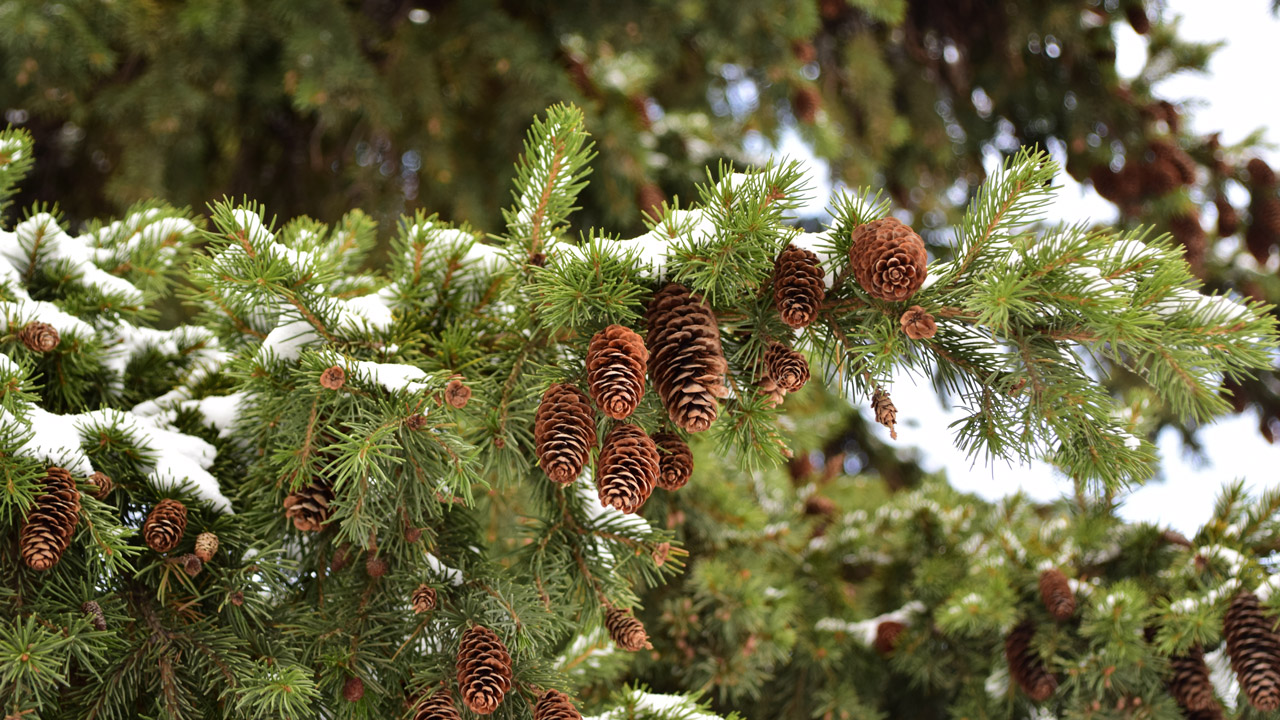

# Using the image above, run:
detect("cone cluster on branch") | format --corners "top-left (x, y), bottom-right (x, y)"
top-left (17, 321), bottom-right (59, 352)
top-left (194, 531), bottom-right (218, 562)
top-left (1223, 590), bottom-right (1280, 711)
top-left (143, 499), bottom-right (188, 553)
top-left (413, 689), bottom-right (463, 720)
top-left (534, 383), bottom-right (597, 484)
top-left (1168, 647), bottom-right (1221, 715)
top-left (651, 432), bottom-right (693, 491)
top-left (899, 305), bottom-right (937, 340)
top-left (759, 342), bottom-right (810, 407)
top-left (587, 324), bottom-right (649, 420)
top-left (19, 466), bottom-right (81, 570)
top-left (87, 471), bottom-right (113, 498)
top-left (1038, 568), bottom-right (1076, 621)
top-left (849, 217), bottom-right (928, 302)
top-left (1005, 620), bottom-right (1058, 702)
top-left (596, 424), bottom-right (659, 514)
top-left (283, 479), bottom-right (335, 532)
top-left (645, 283), bottom-right (728, 433)
top-left (772, 243), bottom-right (826, 329)
top-left (412, 583), bottom-right (438, 613)
top-left (606, 606), bottom-right (652, 651)
top-left (456, 625), bottom-right (513, 715)
top-left (533, 689), bottom-right (582, 720)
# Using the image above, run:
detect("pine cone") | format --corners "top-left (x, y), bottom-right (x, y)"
top-left (587, 325), bottom-right (649, 420)
top-left (181, 553), bottom-right (203, 576)
top-left (1215, 194), bottom-right (1240, 237)
top-left (871, 389), bottom-right (897, 440)
top-left (651, 432), bottom-right (693, 491)
top-left (1126, 3), bottom-right (1151, 34)
top-left (1246, 195), bottom-right (1280, 264)
top-left (413, 584), bottom-right (438, 613)
top-left (849, 218), bottom-right (928, 302)
top-left (194, 532), bottom-right (219, 562)
top-left (82, 600), bottom-right (106, 631)
top-left (596, 424), bottom-right (659, 514)
top-left (772, 244), bottom-right (826, 329)
top-left (792, 86), bottom-right (821, 124)
top-left (320, 365), bottom-right (346, 390)
top-left (445, 378), bottom-right (471, 409)
top-left (1150, 141), bottom-right (1197, 186)
top-left (283, 480), bottom-right (335, 532)
top-left (764, 342), bottom-right (810, 394)
top-left (873, 620), bottom-right (906, 656)
top-left (456, 626), bottom-right (513, 715)
top-left (1005, 620), bottom-right (1058, 702)
top-left (900, 305), bottom-right (937, 340)
top-left (637, 183), bottom-right (666, 220)
top-left (534, 383), bottom-right (597, 484)
top-left (366, 554), bottom-right (389, 578)
top-left (1169, 647), bottom-right (1221, 714)
top-left (143, 499), bottom-right (188, 553)
top-left (1170, 213), bottom-right (1206, 274)
top-left (1141, 158), bottom-right (1182, 197)
top-left (413, 689), bottom-right (463, 720)
top-left (406, 412), bottom-right (429, 431)
top-left (1247, 158), bottom-right (1277, 188)
top-left (645, 284), bottom-right (729, 433)
top-left (534, 689), bottom-right (582, 720)
top-left (343, 676), bottom-right (365, 702)
top-left (606, 607), bottom-right (652, 651)
top-left (1038, 568), bottom-right (1076, 621)
top-left (19, 467), bottom-right (80, 571)
top-left (17, 321), bottom-right (59, 353)
top-left (1223, 590), bottom-right (1280, 711)
top-left (87, 471), bottom-right (113, 498)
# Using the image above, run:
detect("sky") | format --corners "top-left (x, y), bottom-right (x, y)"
top-left (780, 1), bottom-right (1280, 534)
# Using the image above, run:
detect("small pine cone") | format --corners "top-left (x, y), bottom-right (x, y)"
top-left (637, 183), bottom-right (666, 220)
top-left (366, 554), bottom-right (389, 578)
top-left (1216, 194), bottom-right (1240, 237)
top-left (1005, 620), bottom-right (1058, 702)
top-left (456, 626), bottom-right (513, 715)
top-left (1247, 158), bottom-right (1277, 188)
top-left (1246, 195), bottom-right (1280, 264)
top-left (331, 543), bottom-right (353, 572)
top-left (82, 600), bottom-right (106, 631)
top-left (413, 689), bottom-right (464, 720)
top-left (758, 375), bottom-right (786, 408)
top-left (343, 676), bottom-right (365, 702)
top-left (1169, 647), bottom-right (1221, 713)
top-left (606, 607), bottom-right (652, 651)
top-left (849, 218), bottom-right (928, 302)
top-left (1038, 568), bottom-right (1076, 621)
top-left (1150, 141), bottom-right (1197, 186)
top-left (871, 389), bottom-right (897, 440)
top-left (792, 85), bottom-right (821, 124)
top-left (804, 495), bottom-right (836, 517)
top-left (1125, 3), bottom-right (1151, 34)
top-left (873, 620), bottom-right (906, 656)
top-left (229, 591), bottom-right (244, 606)
top-left (194, 532), bottom-right (219, 562)
top-left (533, 689), bottom-right (582, 720)
top-left (445, 378), bottom-right (471, 409)
top-left (652, 541), bottom-right (671, 566)
top-left (283, 480), bottom-right (335, 532)
top-left (534, 383), bottom-right (597, 484)
top-left (764, 342), bottom-right (810, 394)
top-left (1141, 158), bottom-right (1183, 197)
top-left (772, 244), bottom-right (826, 329)
top-left (143, 499), bottom-right (188, 553)
top-left (182, 553), bottom-right (203, 576)
top-left (1223, 590), bottom-right (1280, 711)
top-left (1090, 165), bottom-right (1124, 203)
top-left (587, 325), bottom-right (649, 420)
top-left (596, 424), bottom-right (659, 514)
top-left (1170, 213), bottom-right (1206, 273)
top-left (17, 321), bottom-right (60, 353)
top-left (320, 365), bottom-right (346, 390)
top-left (406, 413), bottom-right (428, 430)
top-left (645, 284), bottom-right (729, 433)
top-left (900, 305), bottom-right (937, 340)
top-left (412, 583), bottom-right (438, 613)
top-left (19, 467), bottom-right (81, 571)
top-left (87, 471), bottom-right (113, 498)
top-left (651, 432), bottom-right (693, 491)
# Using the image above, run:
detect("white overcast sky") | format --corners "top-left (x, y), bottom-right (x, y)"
top-left (780, 1), bottom-right (1280, 533)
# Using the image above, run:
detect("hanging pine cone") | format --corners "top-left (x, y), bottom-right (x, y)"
top-left (343, 676), bottom-right (365, 702)
top-left (194, 532), bottom-right (218, 562)
top-left (533, 689), bottom-right (582, 720)
top-left (456, 626), bottom-right (513, 715)
top-left (17, 321), bottom-right (60, 353)
top-left (849, 218), bottom-right (928, 302)
top-left (413, 689), bottom-right (463, 720)
top-left (320, 365), bottom-right (346, 390)
top-left (534, 383), bottom-right (597, 484)
top-left (412, 584), bottom-right (438, 613)
top-left (587, 325), bottom-right (649, 420)
top-left (1247, 158), bottom-right (1277, 188)
top-left (646, 284), bottom-right (729, 433)
top-left (1246, 195), bottom-right (1280, 265)
top-left (772, 244), bottom-right (826, 329)
top-left (871, 389), bottom-right (897, 440)
top-left (651, 432), bottom-right (693, 491)
top-left (1038, 568), bottom-right (1076, 621)
top-left (1125, 3), bottom-right (1151, 34)
top-left (792, 85), bottom-right (821, 124)
top-left (765, 342), bottom-right (810, 394)
top-left (1169, 647), bottom-right (1221, 714)
top-left (596, 424), bottom-right (659, 514)
top-left (1150, 141), bottom-right (1197, 186)
top-left (606, 607), bottom-right (652, 651)
top-left (82, 600), bottom-right (106, 631)
top-left (900, 305), bottom-right (937, 340)
top-left (1005, 620), bottom-right (1058, 702)
top-left (873, 620), bottom-right (906, 656)
top-left (283, 479), bottom-right (335, 532)
top-left (143, 499), bottom-right (188, 553)
top-left (1170, 213), bottom-right (1206, 274)
top-left (87, 471), bottom-right (113, 498)
top-left (637, 182), bottom-right (666, 220)
top-left (1216, 194), bottom-right (1240, 237)
top-left (19, 467), bottom-right (80, 571)
top-left (1223, 590), bottom-right (1280, 711)
top-left (1141, 158), bottom-right (1182, 197)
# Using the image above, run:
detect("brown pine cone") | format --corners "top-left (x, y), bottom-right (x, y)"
top-left (366, 554), bottom-right (389, 578)
top-left (1005, 620), bottom-right (1058, 702)
top-left (283, 480), bottom-right (335, 532)
top-left (1038, 568), bottom-right (1076, 621)
top-left (849, 218), bottom-right (928, 302)
top-left (1141, 158), bottom-right (1183, 197)
top-left (181, 553), bottom-right (203, 576)
top-left (456, 626), bottom-right (513, 715)
top-left (445, 378), bottom-right (471, 409)
top-left (873, 620), bottom-right (906, 656)
top-left (1246, 195), bottom-right (1280, 264)
top-left (587, 325), bottom-right (649, 420)
top-left (1223, 590), bottom-right (1280, 711)
top-left (871, 389), bottom-right (897, 440)
top-left (772, 244), bottom-right (826, 329)
top-left (764, 342), bottom-right (809, 394)
top-left (413, 689), bottom-right (463, 720)
top-left (1126, 3), bottom-right (1151, 34)
top-left (1170, 213), bottom-right (1206, 274)
top-left (1150, 141), bottom-right (1197, 186)
top-left (194, 532), bottom-right (219, 562)
top-left (1248, 158), bottom-right (1277, 188)
top-left (406, 412), bottom-right (429, 430)
top-left (1169, 647), bottom-right (1221, 713)
top-left (82, 600), bottom-right (106, 631)
top-left (1216, 194), bottom-right (1240, 237)
top-left (320, 365), bottom-right (346, 390)
top-left (606, 607), bottom-right (652, 651)
top-left (900, 305), bottom-right (937, 340)
top-left (412, 583), bottom-right (438, 613)
top-left (19, 467), bottom-right (80, 571)
top-left (597, 424), bottom-right (659, 514)
top-left (17, 321), bottom-right (59, 353)
top-left (651, 432), bottom-right (693, 491)
top-left (87, 471), bottom-right (113, 498)
top-left (534, 383), bottom-right (597, 484)
top-left (646, 284), bottom-right (729, 433)
top-left (533, 689), bottom-right (582, 720)
top-left (792, 86), bottom-right (821, 124)
top-left (637, 183), bottom-right (666, 220)
top-left (343, 676), bottom-right (365, 702)
top-left (143, 499), bottom-right (188, 553)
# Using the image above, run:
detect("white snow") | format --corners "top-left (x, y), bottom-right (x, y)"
top-left (259, 318), bottom-right (321, 362)
top-left (424, 552), bottom-right (464, 586)
top-left (9, 213), bottom-right (144, 304)
top-left (815, 601), bottom-right (924, 646)
top-left (584, 691), bottom-right (723, 720)
top-left (576, 470), bottom-right (653, 536)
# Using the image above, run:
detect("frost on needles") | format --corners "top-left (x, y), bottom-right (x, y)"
top-left (0, 106), bottom-right (1276, 719)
